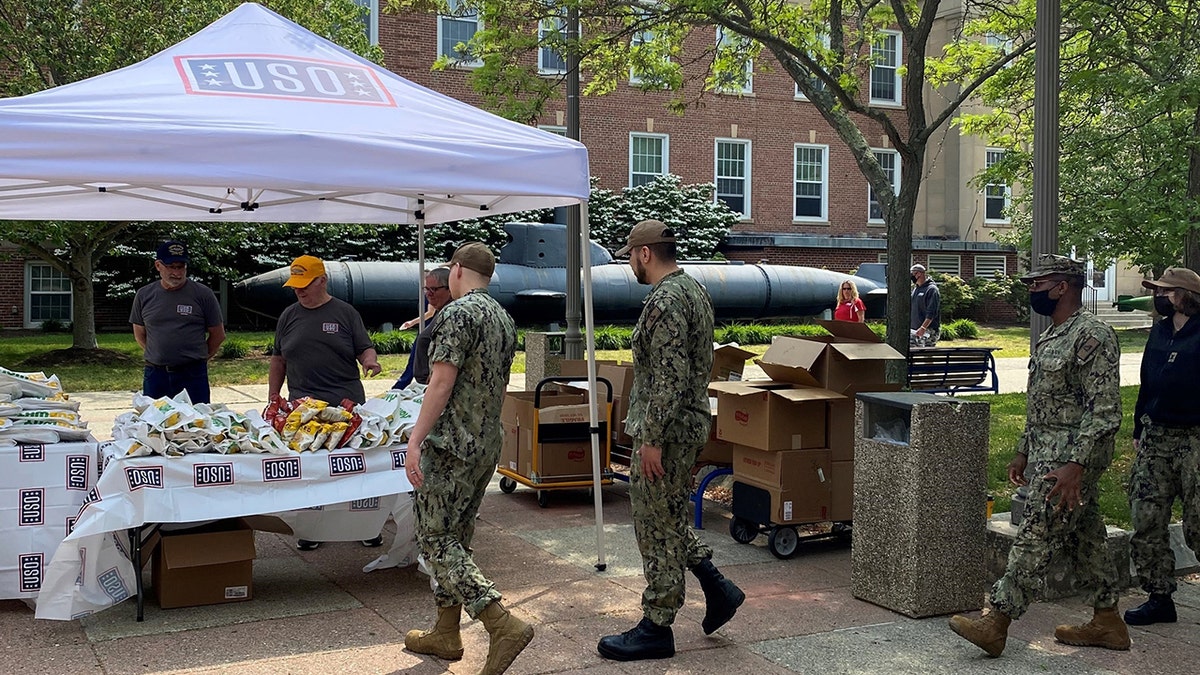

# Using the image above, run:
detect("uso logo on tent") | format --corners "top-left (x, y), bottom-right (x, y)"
top-left (174, 55), bottom-right (395, 107)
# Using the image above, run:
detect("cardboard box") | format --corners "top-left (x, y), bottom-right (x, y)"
top-left (732, 476), bottom-right (831, 525)
top-left (757, 321), bottom-right (904, 395)
top-left (151, 519), bottom-right (256, 609)
top-left (557, 361), bottom-right (634, 447)
top-left (499, 388), bottom-right (609, 481)
top-left (711, 344), bottom-right (756, 382)
top-left (831, 460), bottom-right (854, 521)
top-left (709, 381), bottom-right (840, 451)
top-left (732, 446), bottom-right (831, 491)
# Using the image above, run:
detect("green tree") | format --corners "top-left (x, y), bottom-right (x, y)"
top-left (960, 1), bottom-right (1200, 276)
top-left (388, 0), bottom-right (1024, 363)
top-left (0, 0), bottom-right (382, 350)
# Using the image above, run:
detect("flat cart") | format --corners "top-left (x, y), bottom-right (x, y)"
top-left (727, 480), bottom-right (852, 559)
top-left (496, 376), bottom-right (614, 507)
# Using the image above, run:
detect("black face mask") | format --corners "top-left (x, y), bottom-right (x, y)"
top-left (1153, 296), bottom-right (1176, 318)
top-left (1029, 289), bottom-right (1059, 317)
top-left (910, 275), bottom-right (918, 284)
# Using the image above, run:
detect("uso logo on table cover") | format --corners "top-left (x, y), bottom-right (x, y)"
top-left (19, 488), bottom-right (44, 526)
top-left (76, 487), bottom-right (102, 520)
top-left (329, 453), bottom-right (365, 476)
top-left (350, 497), bottom-right (380, 511)
top-left (194, 463), bottom-right (234, 487)
top-left (19, 444), bottom-right (44, 462)
top-left (391, 449), bottom-right (407, 470)
top-left (66, 515), bottom-right (77, 536)
top-left (174, 55), bottom-right (395, 107)
top-left (19, 553), bottom-right (43, 593)
top-left (66, 455), bottom-right (90, 491)
top-left (98, 566), bottom-right (130, 603)
top-left (263, 456), bottom-right (301, 482)
top-left (125, 465), bottom-right (164, 491)
top-left (76, 548), bottom-right (87, 586)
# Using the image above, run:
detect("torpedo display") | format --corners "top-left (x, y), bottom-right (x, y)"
top-left (232, 222), bottom-right (887, 325)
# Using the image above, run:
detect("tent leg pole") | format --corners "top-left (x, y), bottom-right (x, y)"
top-left (580, 201), bottom-right (606, 571)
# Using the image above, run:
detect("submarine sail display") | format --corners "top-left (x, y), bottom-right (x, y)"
top-left (232, 222), bottom-right (887, 325)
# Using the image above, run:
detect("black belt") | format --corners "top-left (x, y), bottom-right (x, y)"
top-left (146, 360), bottom-right (205, 373)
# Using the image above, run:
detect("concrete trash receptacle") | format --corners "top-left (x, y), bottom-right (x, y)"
top-left (524, 331), bottom-right (566, 391)
top-left (851, 392), bottom-right (990, 617)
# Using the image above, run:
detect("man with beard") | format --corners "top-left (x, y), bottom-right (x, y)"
top-left (949, 254), bottom-right (1127, 657)
top-left (130, 241), bottom-right (225, 403)
top-left (597, 220), bottom-right (744, 662)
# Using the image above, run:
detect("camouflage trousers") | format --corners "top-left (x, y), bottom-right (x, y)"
top-left (1129, 422), bottom-right (1200, 595)
top-left (990, 459), bottom-right (1120, 619)
top-left (413, 447), bottom-right (500, 618)
top-left (629, 439), bottom-right (714, 627)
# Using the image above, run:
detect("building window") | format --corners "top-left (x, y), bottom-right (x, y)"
top-left (27, 262), bottom-right (72, 327)
top-left (927, 254), bottom-right (962, 277)
top-left (868, 149), bottom-right (900, 223)
top-left (351, 0), bottom-right (379, 45)
top-left (630, 133), bottom-right (669, 187)
top-left (538, 125), bottom-right (567, 136)
top-left (539, 14), bottom-right (567, 74)
top-left (985, 149), bottom-right (1011, 223)
top-left (438, 0), bottom-right (482, 65)
top-left (714, 27), bottom-right (752, 94)
top-left (714, 139), bottom-right (751, 218)
top-left (794, 33), bottom-right (830, 101)
top-left (870, 31), bottom-right (902, 105)
top-left (975, 255), bottom-right (1008, 278)
top-left (793, 144), bottom-right (828, 221)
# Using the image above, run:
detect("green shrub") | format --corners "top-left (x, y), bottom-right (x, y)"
top-left (946, 318), bottom-right (979, 340)
top-left (40, 319), bottom-right (67, 333)
top-left (218, 338), bottom-right (250, 359)
top-left (593, 325), bottom-right (631, 350)
top-left (939, 323), bottom-right (958, 341)
top-left (369, 330), bottom-right (413, 355)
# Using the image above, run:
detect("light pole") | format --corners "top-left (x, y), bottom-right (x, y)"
top-left (564, 5), bottom-right (583, 359)
top-left (1029, 0), bottom-right (1060, 349)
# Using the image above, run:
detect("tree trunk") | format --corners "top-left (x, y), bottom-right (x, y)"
top-left (1185, 105), bottom-right (1200, 272)
top-left (69, 250), bottom-right (99, 349)
top-left (883, 146), bottom-right (925, 383)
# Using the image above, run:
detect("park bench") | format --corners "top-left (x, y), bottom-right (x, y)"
top-left (907, 346), bottom-right (1000, 395)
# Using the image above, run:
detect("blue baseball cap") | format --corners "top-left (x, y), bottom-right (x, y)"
top-left (156, 241), bottom-right (188, 264)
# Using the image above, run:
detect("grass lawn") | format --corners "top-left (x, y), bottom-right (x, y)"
top-left (970, 386), bottom-right (1140, 529)
top-left (939, 325), bottom-right (1150, 358)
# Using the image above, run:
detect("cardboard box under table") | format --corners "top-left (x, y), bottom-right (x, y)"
top-left (147, 519), bottom-right (257, 609)
top-left (497, 378), bottom-right (613, 503)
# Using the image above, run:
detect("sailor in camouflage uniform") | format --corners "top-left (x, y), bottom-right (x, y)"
top-left (1125, 267), bottom-right (1200, 626)
top-left (402, 243), bottom-right (531, 675)
top-left (597, 220), bottom-right (745, 662)
top-left (951, 254), bottom-right (1130, 657)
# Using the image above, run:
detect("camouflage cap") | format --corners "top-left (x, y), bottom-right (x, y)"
top-left (1019, 254), bottom-right (1086, 283)
top-left (1142, 267), bottom-right (1200, 295)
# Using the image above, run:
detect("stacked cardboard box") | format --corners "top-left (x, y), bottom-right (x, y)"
top-left (715, 322), bottom-right (903, 524)
top-left (499, 384), bottom-right (611, 483)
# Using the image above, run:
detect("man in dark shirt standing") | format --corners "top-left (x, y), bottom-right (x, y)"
top-left (910, 263), bottom-right (941, 346)
top-left (1125, 266), bottom-right (1200, 626)
top-left (130, 241), bottom-right (225, 403)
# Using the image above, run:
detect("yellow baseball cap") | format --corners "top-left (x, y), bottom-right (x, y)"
top-left (283, 255), bottom-right (326, 288)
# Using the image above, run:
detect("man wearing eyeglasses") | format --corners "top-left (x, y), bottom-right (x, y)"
top-left (950, 254), bottom-right (1127, 657)
top-left (393, 267), bottom-right (453, 389)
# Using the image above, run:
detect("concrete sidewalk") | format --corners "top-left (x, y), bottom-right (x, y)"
top-left (3, 479), bottom-right (1196, 675)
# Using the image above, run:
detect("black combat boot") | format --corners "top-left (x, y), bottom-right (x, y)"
top-left (691, 558), bottom-right (745, 634)
top-left (1124, 593), bottom-right (1177, 626)
top-left (597, 617), bottom-right (675, 661)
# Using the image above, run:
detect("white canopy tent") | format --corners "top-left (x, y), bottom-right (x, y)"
top-left (0, 3), bottom-right (609, 567)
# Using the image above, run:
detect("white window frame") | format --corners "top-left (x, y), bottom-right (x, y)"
top-left (793, 143), bottom-right (829, 222)
top-left (974, 255), bottom-right (1008, 278)
top-left (714, 138), bottom-right (752, 220)
top-left (538, 13), bottom-right (568, 75)
top-left (867, 148), bottom-right (900, 224)
top-left (351, 0), bottom-right (379, 45)
top-left (986, 34), bottom-right (1014, 68)
top-left (437, 0), bottom-right (483, 67)
top-left (629, 133), bottom-right (669, 187)
top-left (927, 254), bottom-right (962, 277)
top-left (985, 148), bottom-right (1011, 224)
top-left (714, 27), bottom-right (753, 94)
top-left (870, 30), bottom-right (902, 106)
top-left (25, 261), bottom-right (72, 328)
top-left (794, 33), bottom-right (830, 101)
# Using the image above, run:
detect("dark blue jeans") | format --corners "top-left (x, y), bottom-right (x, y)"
top-left (392, 342), bottom-right (418, 390)
top-left (143, 360), bottom-right (211, 404)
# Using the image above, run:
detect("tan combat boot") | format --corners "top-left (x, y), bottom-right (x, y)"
top-left (1054, 607), bottom-right (1131, 650)
top-left (405, 604), bottom-right (464, 660)
top-left (949, 610), bottom-right (1012, 657)
top-left (476, 600), bottom-right (534, 675)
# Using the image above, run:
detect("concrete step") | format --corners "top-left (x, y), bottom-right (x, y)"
top-left (1093, 305), bottom-right (1153, 329)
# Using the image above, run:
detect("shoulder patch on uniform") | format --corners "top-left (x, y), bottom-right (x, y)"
top-left (643, 303), bottom-right (664, 332)
top-left (1076, 335), bottom-right (1101, 362)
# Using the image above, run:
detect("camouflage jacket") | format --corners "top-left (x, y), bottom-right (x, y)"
top-left (1019, 308), bottom-right (1121, 468)
top-left (626, 270), bottom-right (714, 447)
top-left (426, 289), bottom-right (517, 462)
